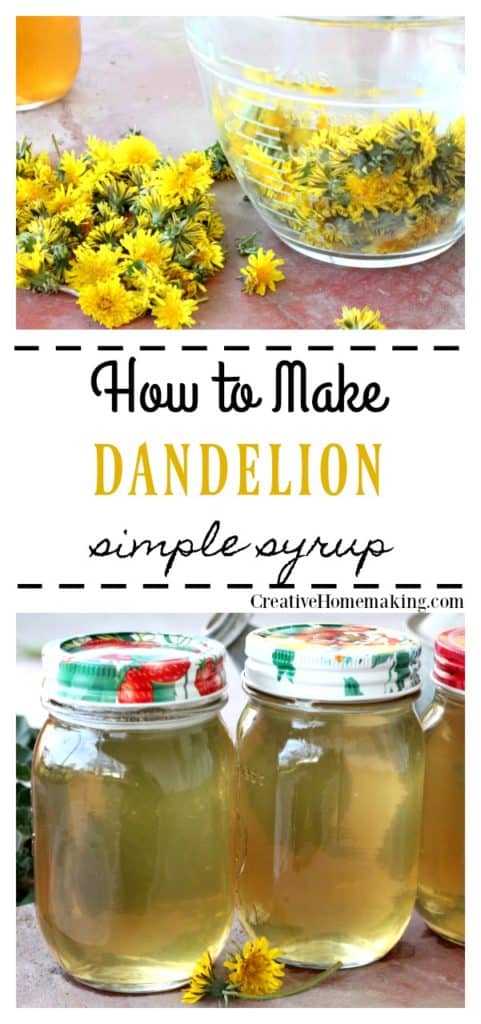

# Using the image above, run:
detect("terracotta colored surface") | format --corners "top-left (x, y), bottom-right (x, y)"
top-left (16, 905), bottom-right (464, 1008)
top-left (16, 16), bottom-right (465, 331)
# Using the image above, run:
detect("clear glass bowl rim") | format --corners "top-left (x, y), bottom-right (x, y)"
top-left (274, 16), bottom-right (464, 27)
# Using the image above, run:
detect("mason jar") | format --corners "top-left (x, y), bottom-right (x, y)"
top-left (186, 17), bottom-right (465, 267)
top-left (32, 631), bottom-right (235, 993)
top-left (237, 623), bottom-right (425, 968)
top-left (416, 626), bottom-right (465, 944)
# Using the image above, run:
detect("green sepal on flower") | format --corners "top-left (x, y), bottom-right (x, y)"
top-left (203, 140), bottom-right (235, 180)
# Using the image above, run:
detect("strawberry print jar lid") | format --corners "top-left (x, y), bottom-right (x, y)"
top-left (433, 626), bottom-right (465, 692)
top-left (42, 632), bottom-right (227, 708)
top-left (244, 623), bottom-right (421, 702)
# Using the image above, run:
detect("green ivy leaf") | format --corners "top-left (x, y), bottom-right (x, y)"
top-left (16, 716), bottom-right (33, 746)
top-left (16, 716), bottom-right (38, 905)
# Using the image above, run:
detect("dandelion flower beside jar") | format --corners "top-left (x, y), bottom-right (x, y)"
top-left (224, 937), bottom-right (285, 996)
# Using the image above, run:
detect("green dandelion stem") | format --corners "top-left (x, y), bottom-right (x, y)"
top-left (51, 133), bottom-right (62, 161)
top-left (228, 961), bottom-right (342, 1001)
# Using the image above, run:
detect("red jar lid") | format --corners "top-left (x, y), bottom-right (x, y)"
top-left (433, 627), bottom-right (465, 691)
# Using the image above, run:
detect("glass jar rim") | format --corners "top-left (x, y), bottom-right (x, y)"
top-left (431, 678), bottom-right (465, 703)
top-left (281, 16), bottom-right (464, 27)
top-left (43, 691), bottom-right (228, 729)
top-left (242, 673), bottom-right (420, 711)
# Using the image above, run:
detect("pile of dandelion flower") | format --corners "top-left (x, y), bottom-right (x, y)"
top-left (214, 75), bottom-right (465, 258)
top-left (181, 936), bottom-right (341, 1005)
top-left (16, 133), bottom-right (230, 329)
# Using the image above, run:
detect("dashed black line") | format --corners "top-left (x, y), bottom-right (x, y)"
top-left (15, 581), bottom-right (464, 591)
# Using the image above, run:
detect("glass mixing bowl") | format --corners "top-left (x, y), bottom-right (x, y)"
top-left (186, 17), bottom-right (464, 268)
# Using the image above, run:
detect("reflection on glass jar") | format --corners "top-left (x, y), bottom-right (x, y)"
top-left (416, 627), bottom-right (465, 944)
top-left (237, 623), bottom-right (425, 968)
top-left (16, 16), bottom-right (81, 110)
top-left (32, 632), bottom-right (235, 993)
top-left (186, 17), bottom-right (465, 267)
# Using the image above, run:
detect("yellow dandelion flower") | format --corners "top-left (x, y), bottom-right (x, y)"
top-left (114, 134), bottom-right (162, 169)
top-left (76, 278), bottom-right (143, 329)
top-left (166, 263), bottom-right (206, 299)
top-left (151, 285), bottom-right (199, 329)
top-left (344, 169), bottom-right (407, 216)
top-left (86, 135), bottom-right (116, 163)
top-left (128, 265), bottom-right (167, 304)
top-left (65, 245), bottom-right (123, 290)
top-left (120, 228), bottom-right (173, 268)
top-left (46, 184), bottom-right (84, 216)
top-left (16, 245), bottom-right (45, 286)
top-left (16, 176), bottom-right (52, 207)
top-left (155, 153), bottom-right (214, 206)
top-left (243, 142), bottom-right (282, 190)
top-left (451, 116), bottom-right (465, 149)
top-left (240, 247), bottom-right (285, 296)
top-left (200, 209), bottom-right (225, 240)
top-left (59, 150), bottom-right (88, 185)
top-left (335, 306), bottom-right (386, 330)
top-left (192, 235), bottom-right (225, 271)
top-left (182, 150), bottom-right (213, 178)
top-left (58, 200), bottom-right (92, 226)
top-left (182, 952), bottom-right (217, 1004)
top-left (86, 216), bottom-right (128, 245)
top-left (224, 937), bottom-right (285, 997)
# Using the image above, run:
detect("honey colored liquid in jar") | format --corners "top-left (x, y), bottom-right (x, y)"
top-left (16, 17), bottom-right (81, 110)
top-left (416, 692), bottom-right (465, 943)
top-left (237, 697), bottom-right (425, 968)
top-left (33, 714), bottom-right (235, 991)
